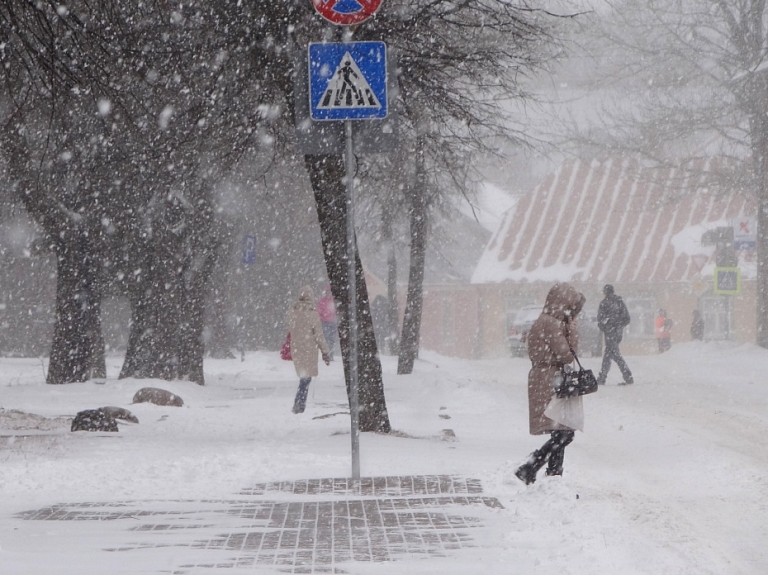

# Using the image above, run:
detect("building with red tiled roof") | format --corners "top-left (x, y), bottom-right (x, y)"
top-left (418, 157), bottom-right (758, 359)
top-left (474, 157), bottom-right (755, 284)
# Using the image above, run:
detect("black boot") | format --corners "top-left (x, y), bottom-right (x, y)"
top-left (515, 449), bottom-right (547, 485)
top-left (546, 448), bottom-right (564, 476)
top-left (515, 463), bottom-right (537, 485)
top-left (545, 431), bottom-right (574, 476)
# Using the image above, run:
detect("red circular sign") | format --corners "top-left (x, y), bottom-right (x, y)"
top-left (311, 0), bottom-right (382, 26)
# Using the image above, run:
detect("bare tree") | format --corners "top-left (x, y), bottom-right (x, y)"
top-left (0, 1), bottom-right (294, 383)
top-left (1, 2), bottom-right (561, 444)
top-left (573, 0), bottom-right (768, 346)
top-left (357, 152), bottom-right (410, 356)
top-left (367, 1), bottom-right (562, 372)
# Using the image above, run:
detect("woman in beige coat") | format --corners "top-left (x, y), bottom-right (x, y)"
top-left (286, 286), bottom-right (331, 413)
top-left (515, 282), bottom-right (585, 485)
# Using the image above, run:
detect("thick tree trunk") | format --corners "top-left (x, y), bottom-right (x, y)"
top-left (177, 251), bottom-right (216, 384)
top-left (47, 235), bottom-right (106, 384)
top-left (304, 154), bottom-right (391, 433)
top-left (120, 249), bottom-right (211, 385)
top-left (120, 195), bottom-right (215, 385)
top-left (119, 243), bottom-right (177, 380)
top-left (120, 286), bottom-right (156, 380)
top-left (120, 227), bottom-right (184, 380)
top-left (4, 130), bottom-right (106, 384)
top-left (397, 143), bottom-right (429, 375)
top-left (153, 232), bottom-right (185, 379)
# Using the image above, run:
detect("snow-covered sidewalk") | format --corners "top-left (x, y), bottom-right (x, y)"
top-left (1, 342), bottom-right (766, 574)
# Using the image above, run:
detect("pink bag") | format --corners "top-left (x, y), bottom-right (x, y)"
top-left (280, 333), bottom-right (292, 360)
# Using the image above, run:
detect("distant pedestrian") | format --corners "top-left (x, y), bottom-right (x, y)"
top-left (515, 282), bottom-right (586, 485)
top-left (655, 309), bottom-right (673, 353)
top-left (286, 286), bottom-right (331, 414)
top-left (596, 284), bottom-right (633, 386)
top-left (690, 309), bottom-right (704, 341)
top-left (317, 285), bottom-right (338, 360)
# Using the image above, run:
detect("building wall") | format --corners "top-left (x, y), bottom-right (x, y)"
top-left (419, 285), bottom-right (482, 359)
top-left (419, 280), bottom-right (758, 359)
top-left (476, 284), bottom-right (509, 358)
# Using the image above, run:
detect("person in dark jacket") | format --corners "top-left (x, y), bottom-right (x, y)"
top-left (596, 284), bottom-right (633, 386)
top-left (690, 309), bottom-right (704, 341)
top-left (515, 282), bottom-right (585, 485)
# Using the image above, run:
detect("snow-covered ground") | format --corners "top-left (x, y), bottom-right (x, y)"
top-left (1, 341), bottom-right (766, 574)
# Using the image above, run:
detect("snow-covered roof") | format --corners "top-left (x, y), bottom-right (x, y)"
top-left (455, 182), bottom-right (518, 233)
top-left (472, 157), bottom-right (756, 284)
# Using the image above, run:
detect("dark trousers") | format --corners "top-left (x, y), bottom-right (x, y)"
top-left (598, 336), bottom-right (633, 384)
top-left (293, 377), bottom-right (312, 413)
top-left (532, 430), bottom-right (575, 475)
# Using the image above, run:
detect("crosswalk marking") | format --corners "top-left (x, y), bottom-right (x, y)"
top-left (317, 52), bottom-right (381, 110)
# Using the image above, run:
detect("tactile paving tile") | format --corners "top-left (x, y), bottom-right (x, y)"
top-left (17, 476), bottom-right (502, 574)
top-left (239, 474), bottom-right (484, 498)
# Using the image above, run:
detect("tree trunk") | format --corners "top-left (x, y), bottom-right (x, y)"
top-left (47, 234), bottom-right (106, 384)
top-left (3, 129), bottom-right (106, 384)
top-left (177, 250), bottom-right (216, 384)
top-left (304, 154), bottom-right (391, 433)
top-left (382, 207), bottom-right (400, 355)
top-left (120, 286), bottom-right (156, 380)
top-left (397, 142), bottom-right (429, 375)
top-left (757, 196), bottom-right (768, 348)
top-left (119, 195), bottom-right (215, 385)
top-left (120, 249), bottom-right (211, 385)
top-left (119, 240), bottom-right (179, 380)
top-left (751, 112), bottom-right (768, 348)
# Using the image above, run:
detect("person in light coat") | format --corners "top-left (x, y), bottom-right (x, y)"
top-left (286, 286), bottom-right (330, 413)
top-left (515, 282), bottom-right (585, 485)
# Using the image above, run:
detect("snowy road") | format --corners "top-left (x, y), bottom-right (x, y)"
top-left (0, 341), bottom-right (766, 574)
top-left (576, 346), bottom-right (768, 574)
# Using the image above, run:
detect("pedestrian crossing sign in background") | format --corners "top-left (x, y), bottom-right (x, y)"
top-left (714, 267), bottom-right (741, 295)
top-left (308, 42), bottom-right (387, 121)
top-left (241, 234), bottom-right (256, 266)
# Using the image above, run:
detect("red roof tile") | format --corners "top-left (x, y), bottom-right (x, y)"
top-left (472, 158), bottom-right (756, 284)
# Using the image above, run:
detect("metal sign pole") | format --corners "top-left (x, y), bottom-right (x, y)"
top-left (345, 117), bottom-right (361, 480)
top-left (306, 6), bottom-right (388, 481)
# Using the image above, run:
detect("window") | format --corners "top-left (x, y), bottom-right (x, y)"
top-left (699, 295), bottom-right (731, 340)
top-left (624, 297), bottom-right (655, 338)
top-left (505, 296), bottom-right (537, 334)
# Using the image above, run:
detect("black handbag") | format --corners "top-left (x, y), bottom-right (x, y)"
top-left (555, 348), bottom-right (598, 398)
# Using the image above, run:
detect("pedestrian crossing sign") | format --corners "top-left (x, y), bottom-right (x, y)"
top-left (714, 267), bottom-right (741, 295)
top-left (308, 42), bottom-right (388, 121)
